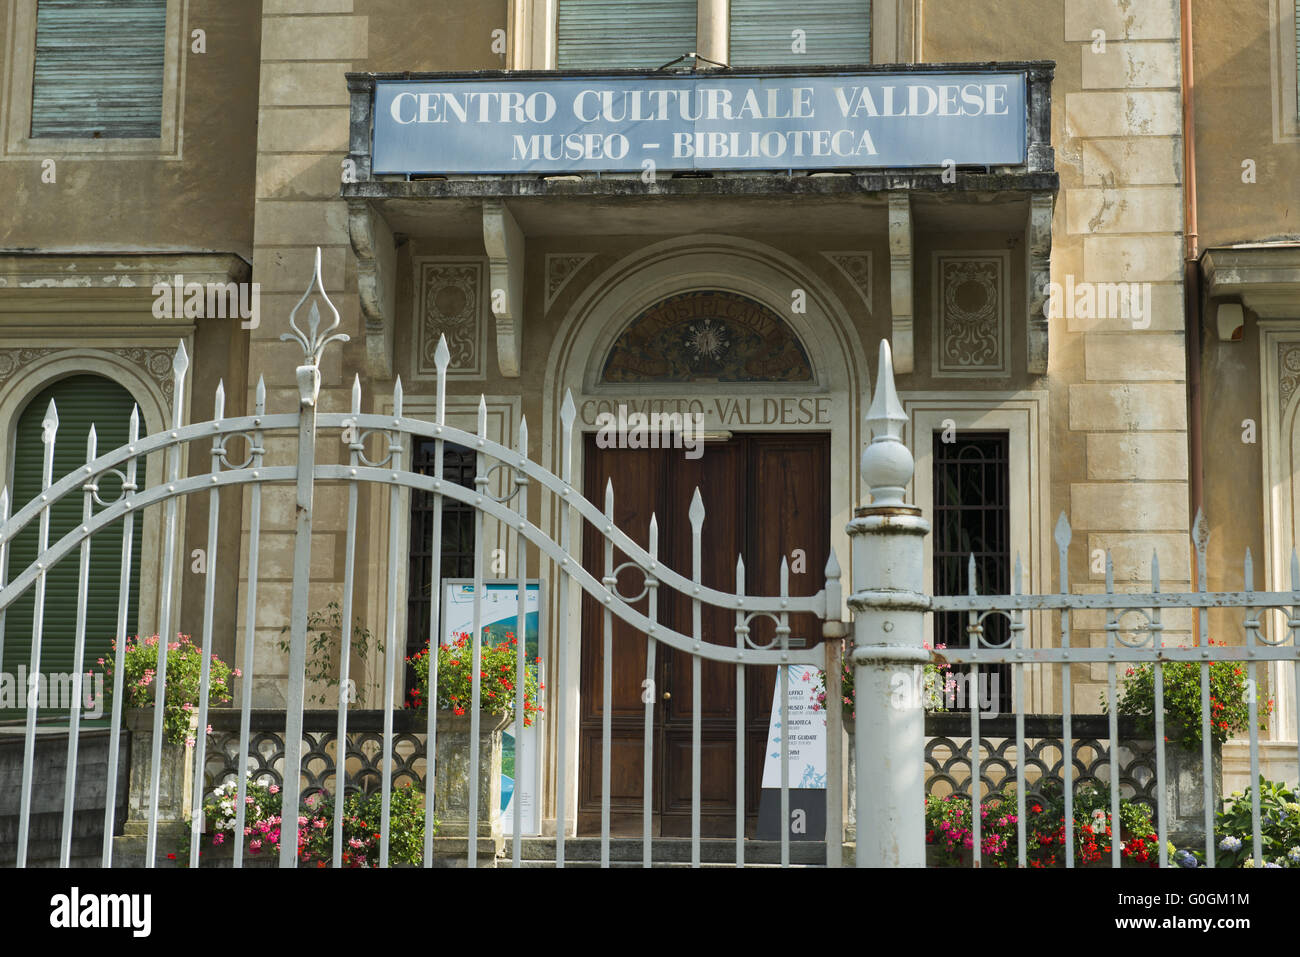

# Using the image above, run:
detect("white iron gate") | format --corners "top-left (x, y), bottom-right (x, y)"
top-left (1, 251), bottom-right (1298, 868)
top-left (0, 250), bottom-right (842, 869)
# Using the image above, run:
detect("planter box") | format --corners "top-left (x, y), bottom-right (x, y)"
top-left (111, 709), bottom-right (196, 866)
top-left (1163, 732), bottom-right (1222, 848)
top-left (122, 709), bottom-right (195, 830)
top-left (432, 711), bottom-right (508, 852)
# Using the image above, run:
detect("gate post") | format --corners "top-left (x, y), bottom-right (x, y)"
top-left (850, 341), bottom-right (930, 867)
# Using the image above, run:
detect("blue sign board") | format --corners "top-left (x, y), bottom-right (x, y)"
top-left (372, 72), bottom-right (1027, 175)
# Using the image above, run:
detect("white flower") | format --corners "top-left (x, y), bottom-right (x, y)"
top-left (1243, 857), bottom-right (1256, 868)
top-left (1219, 835), bottom-right (1243, 852)
top-left (1287, 846), bottom-right (1300, 863)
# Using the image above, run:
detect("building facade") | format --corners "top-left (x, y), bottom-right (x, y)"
top-left (2, 0), bottom-right (1295, 837)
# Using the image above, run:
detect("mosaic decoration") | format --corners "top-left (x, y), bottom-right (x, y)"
top-left (414, 260), bottom-right (484, 378)
top-left (933, 253), bottom-right (1009, 377)
top-left (601, 290), bottom-right (813, 383)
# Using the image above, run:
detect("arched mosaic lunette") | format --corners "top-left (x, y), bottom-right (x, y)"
top-left (600, 289), bottom-right (814, 382)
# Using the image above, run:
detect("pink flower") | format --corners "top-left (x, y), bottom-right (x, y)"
top-left (168, 641), bottom-right (180, 651)
top-left (249, 839), bottom-right (262, 852)
top-left (232, 668), bottom-right (242, 678)
top-left (268, 785), bottom-right (280, 794)
top-left (212, 832), bottom-right (226, 846)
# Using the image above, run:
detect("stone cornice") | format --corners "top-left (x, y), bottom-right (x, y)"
top-left (0, 252), bottom-right (249, 289)
top-left (1203, 245), bottom-right (1300, 320)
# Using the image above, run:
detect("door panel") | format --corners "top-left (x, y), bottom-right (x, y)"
top-left (578, 433), bottom-right (829, 837)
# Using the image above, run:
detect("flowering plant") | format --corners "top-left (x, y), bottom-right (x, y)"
top-left (100, 634), bottom-right (237, 745)
top-left (407, 630), bottom-right (543, 726)
top-left (195, 775), bottom-right (429, 867)
top-left (1175, 777), bottom-right (1300, 869)
top-left (1109, 640), bottom-right (1274, 750)
top-left (925, 781), bottom-right (1159, 868)
top-left (810, 640), bottom-right (954, 723)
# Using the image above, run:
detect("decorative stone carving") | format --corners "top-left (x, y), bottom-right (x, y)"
top-left (545, 253), bottom-right (593, 311)
top-left (111, 347), bottom-right (178, 405)
top-left (1277, 342), bottom-right (1300, 415)
top-left (601, 290), bottom-right (813, 383)
top-left (932, 253), bottom-right (1010, 378)
top-left (821, 252), bottom-right (872, 312)
top-left (414, 260), bottom-right (486, 379)
top-left (0, 348), bottom-right (57, 385)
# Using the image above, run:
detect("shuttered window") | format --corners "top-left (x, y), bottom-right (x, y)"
top-left (556, 0), bottom-right (698, 70)
top-left (31, 0), bottom-right (167, 138)
top-left (1, 376), bottom-right (143, 717)
top-left (729, 0), bottom-right (871, 67)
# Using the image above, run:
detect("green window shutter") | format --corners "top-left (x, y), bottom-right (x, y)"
top-left (31, 0), bottom-right (167, 138)
top-left (1, 376), bottom-right (143, 718)
top-left (557, 0), bottom-right (698, 70)
top-left (728, 0), bottom-right (871, 67)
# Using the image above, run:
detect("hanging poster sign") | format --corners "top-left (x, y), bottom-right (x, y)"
top-left (757, 664), bottom-right (827, 841)
top-left (441, 580), bottom-right (544, 836)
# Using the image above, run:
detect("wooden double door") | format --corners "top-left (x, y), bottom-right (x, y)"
top-left (577, 433), bottom-right (830, 837)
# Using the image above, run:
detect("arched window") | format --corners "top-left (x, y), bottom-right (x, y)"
top-left (1, 375), bottom-right (143, 717)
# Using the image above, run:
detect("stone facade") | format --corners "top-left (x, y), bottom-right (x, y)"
top-left (7, 0), bottom-right (1297, 829)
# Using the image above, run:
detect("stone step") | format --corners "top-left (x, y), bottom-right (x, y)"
top-left (499, 859), bottom-right (824, 868)
top-left (505, 837), bottom-right (831, 865)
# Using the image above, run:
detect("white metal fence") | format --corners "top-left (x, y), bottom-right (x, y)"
top-left (1, 251), bottom-right (1297, 868)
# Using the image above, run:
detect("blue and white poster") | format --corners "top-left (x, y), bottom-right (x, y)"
top-left (761, 665), bottom-right (828, 789)
top-left (441, 580), bottom-right (544, 836)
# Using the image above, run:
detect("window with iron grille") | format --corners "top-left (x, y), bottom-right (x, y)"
top-left (31, 0), bottom-right (167, 138)
top-left (404, 440), bottom-right (476, 702)
top-left (932, 431), bottom-right (1013, 714)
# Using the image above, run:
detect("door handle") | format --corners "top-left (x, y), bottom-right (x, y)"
top-left (662, 691), bottom-right (671, 700)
